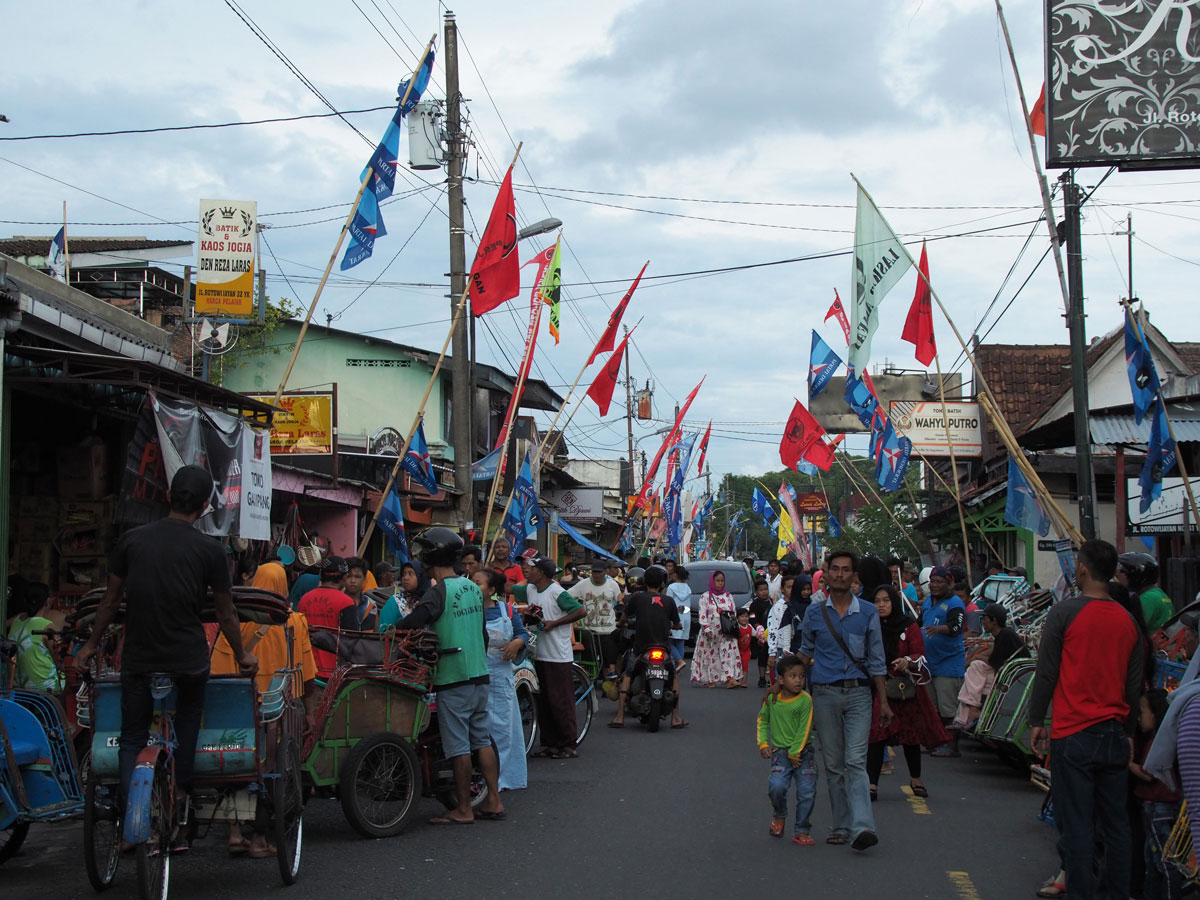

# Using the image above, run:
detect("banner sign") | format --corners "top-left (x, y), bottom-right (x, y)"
top-left (889, 400), bottom-right (983, 457)
top-left (196, 199), bottom-right (257, 317)
top-left (1127, 477), bottom-right (1200, 534)
top-left (542, 488), bottom-right (605, 521)
top-left (1047, 1), bottom-right (1200, 169)
top-left (248, 392), bottom-right (334, 456)
top-left (794, 491), bottom-right (828, 514)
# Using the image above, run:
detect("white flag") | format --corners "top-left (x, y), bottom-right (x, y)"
top-left (848, 183), bottom-right (912, 372)
top-left (48, 226), bottom-right (66, 281)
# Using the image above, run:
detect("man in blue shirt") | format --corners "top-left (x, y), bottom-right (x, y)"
top-left (921, 566), bottom-right (966, 758)
top-left (798, 550), bottom-right (892, 852)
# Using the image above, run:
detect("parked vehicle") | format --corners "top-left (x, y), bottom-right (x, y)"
top-left (678, 561), bottom-right (755, 645)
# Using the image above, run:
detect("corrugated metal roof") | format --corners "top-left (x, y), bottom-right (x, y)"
top-left (1089, 411), bottom-right (1200, 445)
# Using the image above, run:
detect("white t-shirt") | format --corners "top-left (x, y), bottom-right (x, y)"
top-left (666, 581), bottom-right (692, 640)
top-left (529, 581), bottom-right (580, 663)
top-left (568, 577), bottom-right (621, 635)
top-left (766, 574), bottom-right (783, 602)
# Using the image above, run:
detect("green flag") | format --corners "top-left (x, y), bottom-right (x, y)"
top-left (538, 239), bottom-right (563, 344)
top-left (849, 181), bottom-right (912, 372)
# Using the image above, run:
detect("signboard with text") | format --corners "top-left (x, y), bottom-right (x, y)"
top-left (196, 199), bottom-right (257, 317)
top-left (248, 392), bottom-right (334, 456)
top-left (889, 401), bottom-right (983, 457)
top-left (794, 491), bottom-right (828, 514)
top-left (1127, 477), bottom-right (1199, 534)
top-left (543, 487), bottom-right (605, 520)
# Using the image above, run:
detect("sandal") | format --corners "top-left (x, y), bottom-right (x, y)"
top-left (248, 842), bottom-right (277, 859)
top-left (909, 782), bottom-right (929, 798)
top-left (671, 720), bottom-right (690, 729)
top-left (930, 747), bottom-right (961, 758)
top-left (1036, 879), bottom-right (1067, 898)
top-left (825, 832), bottom-right (849, 845)
top-left (869, 787), bottom-right (878, 801)
top-left (792, 834), bottom-right (815, 846)
top-left (532, 748), bottom-right (563, 758)
top-left (558, 748), bottom-right (578, 758)
top-left (769, 819), bottom-right (785, 837)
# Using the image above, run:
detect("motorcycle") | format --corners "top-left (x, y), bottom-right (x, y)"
top-left (623, 644), bottom-right (677, 733)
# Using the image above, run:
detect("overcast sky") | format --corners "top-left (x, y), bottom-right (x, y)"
top-left (5, 0), bottom-right (1199, 488)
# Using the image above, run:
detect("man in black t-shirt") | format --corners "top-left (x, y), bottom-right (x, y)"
top-left (609, 565), bottom-right (685, 728)
top-left (75, 466), bottom-right (257, 827)
top-left (952, 603), bottom-right (1029, 730)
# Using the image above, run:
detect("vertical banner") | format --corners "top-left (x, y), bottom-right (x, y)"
top-left (239, 428), bottom-right (273, 541)
top-left (196, 199), bottom-right (257, 318)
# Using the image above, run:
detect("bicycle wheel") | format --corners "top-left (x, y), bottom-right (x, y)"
top-left (339, 733), bottom-right (421, 838)
top-left (135, 763), bottom-right (170, 900)
top-left (0, 821), bottom-right (30, 865)
top-left (84, 774), bottom-right (121, 891)
top-left (515, 681), bottom-right (538, 755)
top-left (273, 736), bottom-right (304, 884)
top-left (433, 739), bottom-right (495, 811)
top-left (571, 664), bottom-right (594, 746)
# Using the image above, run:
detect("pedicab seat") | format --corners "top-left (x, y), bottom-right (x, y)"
top-left (1, 701), bottom-right (49, 767)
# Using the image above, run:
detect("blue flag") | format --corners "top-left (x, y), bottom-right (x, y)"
top-left (665, 434), bottom-right (698, 547)
top-left (471, 446), bottom-right (502, 481)
top-left (844, 368), bottom-right (879, 428)
top-left (824, 507), bottom-right (843, 538)
top-left (1004, 456), bottom-right (1050, 537)
top-left (401, 421), bottom-right (438, 494)
top-left (809, 331), bottom-right (843, 400)
top-left (502, 458), bottom-right (543, 557)
top-left (751, 486), bottom-right (774, 526)
top-left (397, 52), bottom-right (435, 117)
top-left (340, 176), bottom-right (388, 271)
top-left (868, 408), bottom-right (888, 463)
top-left (377, 485), bottom-right (410, 562)
top-left (1125, 312), bottom-right (1160, 426)
top-left (618, 525), bottom-right (634, 556)
top-left (360, 51), bottom-right (436, 202)
top-left (1140, 400), bottom-right (1177, 513)
top-left (875, 420), bottom-right (912, 492)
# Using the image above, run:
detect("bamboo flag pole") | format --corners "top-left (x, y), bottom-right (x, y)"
top-left (273, 35), bottom-right (438, 408)
top-left (994, 0), bottom-right (1071, 316)
top-left (815, 468), bottom-right (863, 554)
top-left (832, 449), bottom-right (925, 558)
top-left (851, 174), bottom-right (1081, 545)
top-left (933, 352), bottom-right (974, 584)
top-left (62, 201), bottom-right (70, 285)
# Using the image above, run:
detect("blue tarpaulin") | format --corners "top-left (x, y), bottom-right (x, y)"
top-left (551, 516), bottom-right (623, 562)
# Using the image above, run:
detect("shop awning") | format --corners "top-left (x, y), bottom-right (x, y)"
top-left (1089, 412), bottom-right (1200, 446)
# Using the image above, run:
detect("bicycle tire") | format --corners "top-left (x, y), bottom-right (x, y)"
top-left (516, 681), bottom-right (538, 755)
top-left (273, 736), bottom-right (304, 883)
top-left (571, 664), bottom-right (594, 745)
top-left (339, 732), bottom-right (421, 838)
top-left (0, 821), bottom-right (30, 866)
top-left (84, 772), bottom-right (121, 891)
top-left (134, 762), bottom-right (170, 900)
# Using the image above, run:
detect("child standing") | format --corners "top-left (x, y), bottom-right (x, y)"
top-left (758, 654), bottom-right (816, 845)
top-left (1130, 689), bottom-right (1184, 900)
top-left (736, 608), bottom-right (753, 688)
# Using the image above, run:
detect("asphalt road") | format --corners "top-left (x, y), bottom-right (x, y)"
top-left (5, 681), bottom-right (1059, 900)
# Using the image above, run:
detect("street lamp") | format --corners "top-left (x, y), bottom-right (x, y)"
top-left (517, 218), bottom-right (562, 242)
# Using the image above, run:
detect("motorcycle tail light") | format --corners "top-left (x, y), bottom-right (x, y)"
top-left (648, 649), bottom-right (666, 662)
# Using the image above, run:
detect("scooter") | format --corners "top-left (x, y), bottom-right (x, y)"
top-left (623, 644), bottom-right (677, 733)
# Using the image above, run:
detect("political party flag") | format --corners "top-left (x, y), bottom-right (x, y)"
top-left (751, 486), bottom-right (773, 526)
top-left (471, 446), bottom-right (503, 481)
top-left (503, 457), bottom-right (543, 556)
top-left (825, 290), bottom-right (851, 344)
top-left (849, 181), bottom-right (913, 372)
top-left (618, 524), bottom-right (634, 555)
top-left (1140, 400), bottom-right (1177, 513)
top-left (401, 420), bottom-right (438, 494)
top-left (795, 458), bottom-right (819, 476)
top-left (340, 175), bottom-right (388, 270)
top-left (1004, 456), bottom-right (1050, 537)
top-left (495, 248), bottom-right (551, 449)
top-left (777, 507), bottom-right (797, 561)
top-left (901, 241), bottom-right (937, 366)
top-left (537, 239), bottom-right (563, 344)
top-left (780, 400), bottom-right (834, 473)
top-left (778, 482), bottom-right (805, 560)
top-left (875, 420), bottom-right (913, 492)
top-left (696, 421), bottom-right (712, 477)
top-left (588, 261), bottom-right (646, 366)
top-left (824, 507), bottom-right (843, 538)
top-left (469, 164), bottom-right (520, 315)
top-left (666, 434), bottom-right (698, 547)
top-left (844, 368), bottom-right (879, 428)
top-left (360, 49), bottom-right (434, 202)
top-left (586, 325), bottom-right (635, 416)
top-left (1125, 308), bottom-right (1160, 425)
top-left (809, 331), bottom-right (843, 400)
top-left (868, 407), bottom-right (888, 462)
top-left (634, 377), bottom-right (705, 510)
top-left (397, 51), bottom-right (435, 116)
top-left (48, 226), bottom-right (67, 281)
top-left (1030, 83), bottom-right (1046, 137)
top-left (377, 484), bottom-right (410, 562)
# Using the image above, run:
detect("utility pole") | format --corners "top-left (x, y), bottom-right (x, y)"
top-left (445, 11), bottom-right (472, 528)
top-left (1063, 170), bottom-right (1097, 539)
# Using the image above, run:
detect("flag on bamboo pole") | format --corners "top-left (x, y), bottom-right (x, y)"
top-left (778, 483), bottom-right (806, 562)
top-left (825, 290), bottom-right (851, 344)
top-left (469, 164), bottom-right (520, 315)
top-left (48, 226), bottom-right (67, 281)
top-left (868, 407), bottom-right (888, 463)
top-left (777, 507), bottom-right (797, 561)
top-left (1140, 400), bottom-right (1177, 513)
top-left (875, 420), bottom-right (912, 493)
top-left (666, 434), bottom-right (698, 546)
top-left (586, 325), bottom-right (635, 416)
top-left (377, 485), bottom-right (410, 562)
top-left (1125, 309), bottom-right (1160, 425)
top-left (779, 400), bottom-right (835, 473)
top-left (901, 241), bottom-right (937, 366)
top-left (849, 181), bottom-right (913, 372)
top-left (696, 421), bottom-right (712, 477)
top-left (809, 331), bottom-right (843, 400)
top-left (633, 378), bottom-right (705, 510)
top-left (362, 50), bottom-right (434, 202)
top-left (503, 456), bottom-right (543, 556)
top-left (340, 175), bottom-right (388, 270)
top-left (536, 239), bottom-right (563, 344)
top-left (494, 259), bottom-right (547, 450)
top-left (1004, 456), bottom-right (1050, 537)
top-left (401, 420), bottom-right (438, 494)
top-left (1030, 84), bottom-right (1046, 137)
top-left (824, 507), bottom-right (843, 538)
top-left (844, 369), bottom-right (879, 428)
top-left (588, 262), bottom-right (646, 366)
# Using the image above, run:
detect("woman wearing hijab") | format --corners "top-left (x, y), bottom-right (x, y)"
top-left (251, 559), bottom-right (289, 596)
top-left (691, 571), bottom-right (742, 688)
top-left (767, 574), bottom-right (813, 670)
top-left (867, 584), bottom-right (949, 800)
top-left (377, 561), bottom-right (431, 630)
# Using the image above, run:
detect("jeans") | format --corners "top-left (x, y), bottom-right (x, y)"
top-left (1142, 801), bottom-right (1186, 900)
top-left (768, 746), bottom-right (817, 835)
top-left (1050, 719), bottom-right (1132, 900)
top-left (811, 683), bottom-right (875, 838)
top-left (119, 671), bottom-right (208, 807)
top-left (669, 639), bottom-right (685, 662)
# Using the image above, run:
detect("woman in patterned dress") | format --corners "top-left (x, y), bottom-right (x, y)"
top-left (690, 571), bottom-right (742, 688)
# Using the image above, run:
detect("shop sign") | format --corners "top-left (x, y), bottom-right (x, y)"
top-left (196, 199), bottom-right (256, 318)
top-left (889, 401), bottom-right (983, 457)
top-left (1127, 478), bottom-right (1200, 535)
top-left (543, 488), bottom-right (605, 520)
top-left (248, 392), bottom-right (334, 456)
top-left (794, 491), bottom-right (827, 514)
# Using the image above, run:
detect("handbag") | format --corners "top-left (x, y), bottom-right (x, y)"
top-left (884, 673), bottom-right (918, 701)
top-left (718, 601), bottom-right (739, 638)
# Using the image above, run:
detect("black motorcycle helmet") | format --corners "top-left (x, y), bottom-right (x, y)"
top-left (625, 566), bottom-right (646, 592)
top-left (1118, 552), bottom-right (1159, 593)
top-left (644, 564), bottom-right (668, 589)
top-left (413, 526), bottom-right (463, 567)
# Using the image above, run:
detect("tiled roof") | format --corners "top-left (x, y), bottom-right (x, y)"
top-left (974, 343), bottom-right (1071, 437)
top-left (1176, 342), bottom-right (1200, 373)
top-left (0, 237), bottom-right (191, 257)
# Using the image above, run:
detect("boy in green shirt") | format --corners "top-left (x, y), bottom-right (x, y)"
top-left (757, 654), bottom-right (817, 845)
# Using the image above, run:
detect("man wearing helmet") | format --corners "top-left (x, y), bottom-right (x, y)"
top-left (399, 526), bottom-right (505, 824)
top-left (1117, 552), bottom-right (1174, 633)
top-left (608, 564), bottom-right (685, 729)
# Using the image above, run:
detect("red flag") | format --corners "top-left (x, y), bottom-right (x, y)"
top-left (634, 377), bottom-right (705, 509)
top-left (901, 241), bottom-right (937, 366)
top-left (585, 326), bottom-right (635, 416)
top-left (862, 369), bottom-right (881, 402)
top-left (588, 262), bottom-right (646, 366)
top-left (780, 400), bottom-right (834, 472)
top-left (824, 290), bottom-right (851, 344)
top-left (1030, 84), bottom-right (1046, 137)
top-left (695, 420), bottom-right (712, 476)
top-left (469, 165), bottom-right (520, 316)
top-left (494, 274), bottom-right (544, 449)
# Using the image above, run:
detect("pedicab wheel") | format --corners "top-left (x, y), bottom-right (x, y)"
top-left (571, 664), bottom-right (594, 745)
top-left (0, 822), bottom-right (30, 865)
top-left (339, 732), bottom-right (421, 839)
top-left (645, 699), bottom-right (662, 733)
top-left (135, 763), bottom-right (170, 900)
top-left (273, 736), bottom-right (304, 884)
top-left (84, 775), bottom-right (122, 890)
top-left (434, 739), bottom-right (496, 812)
top-left (516, 682), bottom-right (538, 755)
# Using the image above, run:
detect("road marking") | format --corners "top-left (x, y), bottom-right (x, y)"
top-left (901, 784), bottom-right (931, 815)
top-left (947, 871), bottom-right (983, 899)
